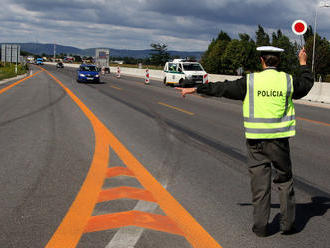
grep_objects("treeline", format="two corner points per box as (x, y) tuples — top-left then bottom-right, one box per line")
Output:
(110, 43), (185, 66)
(201, 25), (330, 80)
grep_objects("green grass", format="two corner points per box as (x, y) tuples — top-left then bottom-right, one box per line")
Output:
(0, 63), (28, 81)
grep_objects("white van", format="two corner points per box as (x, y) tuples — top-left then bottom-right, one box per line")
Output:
(163, 59), (207, 87)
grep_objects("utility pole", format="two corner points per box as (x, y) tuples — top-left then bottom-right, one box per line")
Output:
(312, 1), (330, 73)
(54, 43), (56, 62)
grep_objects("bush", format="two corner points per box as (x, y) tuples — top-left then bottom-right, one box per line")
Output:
(0, 63), (28, 80)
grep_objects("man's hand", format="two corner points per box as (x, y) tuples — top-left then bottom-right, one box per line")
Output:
(175, 87), (197, 97)
(299, 47), (307, 66)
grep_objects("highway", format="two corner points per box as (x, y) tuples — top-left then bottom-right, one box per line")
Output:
(0, 64), (329, 248)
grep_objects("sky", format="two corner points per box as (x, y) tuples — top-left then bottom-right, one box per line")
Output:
(0, 0), (329, 51)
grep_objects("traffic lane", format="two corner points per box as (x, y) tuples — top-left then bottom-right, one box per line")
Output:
(50, 65), (330, 194)
(49, 66), (330, 247)
(94, 73), (330, 193)
(44, 65), (253, 247)
(48, 64), (330, 125)
(81, 73), (330, 247)
(55, 63), (330, 123)
(0, 69), (94, 247)
(41, 66), (195, 248)
(48, 65), (329, 195)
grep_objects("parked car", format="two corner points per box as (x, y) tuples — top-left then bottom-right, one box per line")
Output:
(56, 62), (64, 68)
(163, 59), (206, 87)
(36, 58), (44, 65)
(76, 64), (100, 83)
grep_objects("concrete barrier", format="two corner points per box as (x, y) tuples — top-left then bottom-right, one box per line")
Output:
(319, 83), (330, 104)
(110, 66), (163, 80)
(302, 82), (322, 102)
(301, 82), (330, 104)
(109, 66), (242, 82)
(208, 74), (242, 82)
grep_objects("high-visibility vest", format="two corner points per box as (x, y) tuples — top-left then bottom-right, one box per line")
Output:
(243, 69), (296, 139)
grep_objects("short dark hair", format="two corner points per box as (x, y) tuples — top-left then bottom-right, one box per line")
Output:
(261, 53), (280, 67)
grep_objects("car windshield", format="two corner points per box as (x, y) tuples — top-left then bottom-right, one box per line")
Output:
(182, 63), (203, 71)
(80, 66), (97, 71)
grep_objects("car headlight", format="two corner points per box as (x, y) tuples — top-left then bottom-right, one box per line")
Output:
(79, 74), (85, 77)
(95, 74), (99, 77)
(186, 75), (192, 79)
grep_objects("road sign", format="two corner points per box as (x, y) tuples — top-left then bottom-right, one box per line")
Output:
(292, 20), (308, 35)
(1, 44), (21, 63)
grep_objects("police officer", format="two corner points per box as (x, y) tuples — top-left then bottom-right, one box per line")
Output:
(176, 46), (314, 237)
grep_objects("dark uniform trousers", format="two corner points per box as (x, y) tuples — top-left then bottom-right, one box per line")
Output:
(246, 138), (295, 233)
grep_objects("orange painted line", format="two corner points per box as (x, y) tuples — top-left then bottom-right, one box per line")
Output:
(106, 166), (134, 178)
(42, 68), (110, 248)
(97, 186), (156, 203)
(42, 67), (222, 248)
(110, 85), (122, 90)
(84, 211), (184, 236)
(297, 116), (330, 127)
(105, 132), (222, 247)
(0, 71), (42, 95)
(158, 101), (195, 115)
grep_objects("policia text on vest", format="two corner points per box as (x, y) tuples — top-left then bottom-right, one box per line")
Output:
(257, 90), (284, 97)
(175, 46), (314, 237)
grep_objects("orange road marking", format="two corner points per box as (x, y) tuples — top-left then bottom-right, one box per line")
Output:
(106, 166), (134, 178)
(297, 116), (330, 127)
(158, 101), (195, 116)
(42, 68), (111, 248)
(0, 71), (42, 95)
(84, 211), (184, 236)
(41, 67), (222, 248)
(97, 186), (156, 203)
(110, 85), (122, 90)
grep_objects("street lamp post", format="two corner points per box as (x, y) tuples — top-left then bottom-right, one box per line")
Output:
(312, 1), (330, 73)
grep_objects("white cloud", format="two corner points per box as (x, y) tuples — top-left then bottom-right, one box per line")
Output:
(0, 0), (328, 51)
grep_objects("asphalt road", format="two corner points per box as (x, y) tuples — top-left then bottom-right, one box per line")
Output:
(0, 64), (329, 248)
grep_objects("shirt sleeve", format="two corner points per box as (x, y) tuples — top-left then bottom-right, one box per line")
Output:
(196, 76), (247, 100)
(292, 65), (314, 99)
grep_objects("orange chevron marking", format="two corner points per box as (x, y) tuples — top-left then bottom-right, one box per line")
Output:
(84, 211), (184, 236)
(97, 186), (156, 203)
(42, 67), (222, 248)
(106, 166), (134, 178)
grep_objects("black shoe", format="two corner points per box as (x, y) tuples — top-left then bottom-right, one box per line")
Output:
(252, 225), (268, 237)
(281, 227), (297, 235)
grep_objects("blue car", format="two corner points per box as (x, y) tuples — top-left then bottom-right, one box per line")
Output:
(77, 64), (100, 83)
(36, 58), (44, 65)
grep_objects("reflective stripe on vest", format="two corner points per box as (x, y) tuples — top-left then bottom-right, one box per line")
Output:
(243, 70), (296, 139)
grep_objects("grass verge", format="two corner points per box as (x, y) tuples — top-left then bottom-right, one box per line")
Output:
(0, 63), (28, 81)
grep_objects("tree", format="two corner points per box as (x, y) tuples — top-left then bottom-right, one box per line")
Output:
(305, 34), (330, 80)
(256, 25), (270, 46)
(303, 25), (314, 43)
(73, 55), (82, 62)
(221, 39), (242, 74)
(237, 33), (259, 72)
(149, 43), (170, 66)
(201, 30), (231, 73)
(20, 50), (34, 56)
(271, 33), (299, 75)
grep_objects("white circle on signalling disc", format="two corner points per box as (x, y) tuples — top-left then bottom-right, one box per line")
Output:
(292, 20), (308, 35)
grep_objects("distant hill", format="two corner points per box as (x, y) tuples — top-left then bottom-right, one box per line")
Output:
(1, 43), (204, 59)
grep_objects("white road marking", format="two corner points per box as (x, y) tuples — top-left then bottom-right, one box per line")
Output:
(105, 200), (160, 248)
(106, 133), (175, 247)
